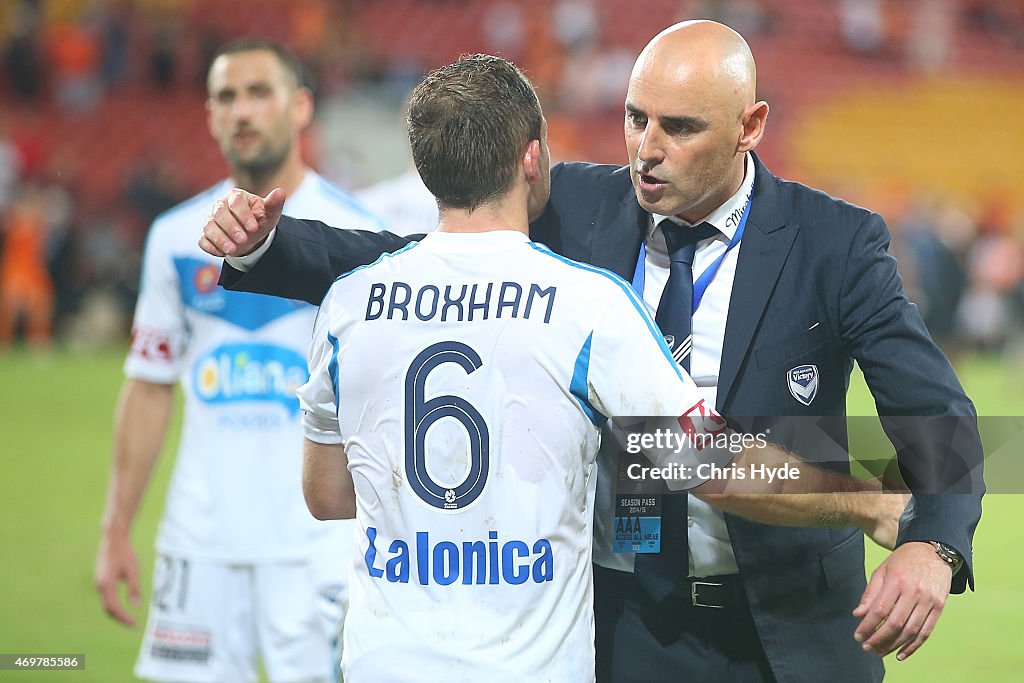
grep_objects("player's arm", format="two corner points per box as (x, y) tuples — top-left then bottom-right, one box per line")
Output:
(302, 439), (355, 520)
(200, 187), (415, 305)
(297, 282), (355, 520)
(94, 378), (175, 627)
(691, 447), (909, 550)
(625, 414), (907, 549)
(585, 276), (906, 550)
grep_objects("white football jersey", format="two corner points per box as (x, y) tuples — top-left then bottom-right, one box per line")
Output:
(126, 171), (385, 561)
(299, 230), (710, 682)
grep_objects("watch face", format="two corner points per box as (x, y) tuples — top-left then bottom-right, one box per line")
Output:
(932, 542), (963, 571)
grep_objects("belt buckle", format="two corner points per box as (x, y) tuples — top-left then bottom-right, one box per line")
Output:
(690, 580), (726, 609)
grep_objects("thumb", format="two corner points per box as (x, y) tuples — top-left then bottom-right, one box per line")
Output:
(262, 187), (286, 226)
(853, 563), (885, 616)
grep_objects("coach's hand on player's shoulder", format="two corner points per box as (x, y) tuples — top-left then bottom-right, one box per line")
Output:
(853, 541), (953, 662)
(94, 529), (142, 627)
(199, 187), (286, 258)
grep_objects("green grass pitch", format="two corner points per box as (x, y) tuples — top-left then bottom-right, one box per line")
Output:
(0, 348), (1020, 681)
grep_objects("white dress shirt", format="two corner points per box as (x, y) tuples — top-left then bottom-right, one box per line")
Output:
(643, 152), (755, 577)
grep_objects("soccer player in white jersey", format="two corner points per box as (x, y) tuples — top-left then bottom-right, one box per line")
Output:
(93, 40), (384, 683)
(294, 55), (890, 682)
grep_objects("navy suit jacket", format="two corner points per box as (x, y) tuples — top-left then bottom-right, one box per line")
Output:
(221, 154), (983, 682)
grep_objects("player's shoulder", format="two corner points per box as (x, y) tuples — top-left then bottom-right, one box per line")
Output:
(151, 181), (230, 232)
(326, 240), (423, 293)
(301, 173), (387, 230)
(147, 180), (232, 249)
(524, 241), (637, 299)
(315, 240), (422, 330)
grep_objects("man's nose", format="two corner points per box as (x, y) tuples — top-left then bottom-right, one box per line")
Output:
(231, 95), (255, 120)
(636, 124), (664, 168)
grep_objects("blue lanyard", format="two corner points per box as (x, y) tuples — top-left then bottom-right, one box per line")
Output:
(630, 191), (752, 313)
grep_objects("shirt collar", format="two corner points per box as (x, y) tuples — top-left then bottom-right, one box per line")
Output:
(651, 152), (755, 242)
(421, 229), (531, 250)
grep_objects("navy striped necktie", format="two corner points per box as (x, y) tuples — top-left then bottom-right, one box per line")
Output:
(634, 220), (719, 601)
(655, 220), (719, 372)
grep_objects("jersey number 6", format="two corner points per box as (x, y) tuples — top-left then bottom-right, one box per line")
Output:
(404, 341), (490, 510)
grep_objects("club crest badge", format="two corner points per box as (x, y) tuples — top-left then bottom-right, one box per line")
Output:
(787, 364), (818, 406)
(664, 335), (675, 349)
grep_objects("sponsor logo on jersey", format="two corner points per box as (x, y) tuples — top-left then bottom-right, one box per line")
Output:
(677, 397), (729, 447)
(130, 326), (173, 362)
(193, 264), (219, 294)
(193, 343), (308, 415)
(173, 257), (310, 330)
(364, 526), (553, 586)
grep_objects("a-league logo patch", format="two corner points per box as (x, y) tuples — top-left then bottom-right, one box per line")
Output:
(787, 364), (819, 406)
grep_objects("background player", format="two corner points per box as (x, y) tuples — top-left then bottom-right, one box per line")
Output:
(295, 54), (903, 682)
(356, 165), (438, 237)
(93, 39), (383, 683)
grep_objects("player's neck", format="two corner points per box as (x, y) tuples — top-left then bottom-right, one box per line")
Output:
(436, 194), (530, 236)
(233, 157), (309, 199)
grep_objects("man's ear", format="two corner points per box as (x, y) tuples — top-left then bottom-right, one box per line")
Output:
(523, 139), (542, 183)
(205, 98), (216, 139)
(738, 100), (769, 153)
(293, 87), (314, 130)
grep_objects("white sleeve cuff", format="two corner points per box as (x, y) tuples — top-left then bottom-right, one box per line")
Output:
(224, 228), (276, 272)
(303, 410), (344, 445)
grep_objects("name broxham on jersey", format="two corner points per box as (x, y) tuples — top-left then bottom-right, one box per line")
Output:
(127, 172), (383, 561)
(299, 231), (711, 682)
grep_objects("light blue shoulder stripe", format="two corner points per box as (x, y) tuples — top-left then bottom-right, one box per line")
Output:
(527, 242), (683, 381)
(570, 332), (607, 428)
(327, 332), (341, 416)
(318, 177), (388, 230)
(332, 241), (421, 284)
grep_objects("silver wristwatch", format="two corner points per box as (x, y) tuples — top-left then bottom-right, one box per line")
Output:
(930, 541), (964, 574)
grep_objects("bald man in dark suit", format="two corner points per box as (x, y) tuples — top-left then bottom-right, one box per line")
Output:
(200, 22), (983, 683)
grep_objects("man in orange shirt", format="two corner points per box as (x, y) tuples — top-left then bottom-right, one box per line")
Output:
(0, 186), (54, 350)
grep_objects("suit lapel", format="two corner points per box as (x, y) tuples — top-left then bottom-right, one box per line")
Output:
(717, 157), (798, 412)
(588, 175), (648, 278)
(577, 160), (797, 412)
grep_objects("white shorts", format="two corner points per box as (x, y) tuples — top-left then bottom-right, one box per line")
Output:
(135, 552), (348, 683)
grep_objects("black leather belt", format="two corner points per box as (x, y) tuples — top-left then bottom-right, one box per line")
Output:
(677, 575), (745, 609)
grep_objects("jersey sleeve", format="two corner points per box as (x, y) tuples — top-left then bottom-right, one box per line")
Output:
(123, 223), (187, 383)
(298, 284), (345, 445)
(584, 276), (705, 419)
(583, 275), (734, 489)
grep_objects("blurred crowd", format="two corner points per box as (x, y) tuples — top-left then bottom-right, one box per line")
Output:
(2, 0), (1023, 356)
(889, 193), (1024, 355)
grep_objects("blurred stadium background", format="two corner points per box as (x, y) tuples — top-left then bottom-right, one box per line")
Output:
(0, 0), (1022, 681)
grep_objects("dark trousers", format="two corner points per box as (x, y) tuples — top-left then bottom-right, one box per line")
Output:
(595, 564), (777, 683)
